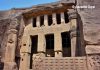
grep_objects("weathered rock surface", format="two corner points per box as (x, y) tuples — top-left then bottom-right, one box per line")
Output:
(0, 19), (10, 61)
(77, 0), (100, 45)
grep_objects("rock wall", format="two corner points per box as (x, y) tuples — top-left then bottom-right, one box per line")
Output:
(77, 0), (100, 70)
(77, 0), (100, 45)
(0, 14), (25, 70)
(0, 19), (10, 61)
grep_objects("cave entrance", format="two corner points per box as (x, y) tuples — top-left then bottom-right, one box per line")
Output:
(61, 32), (71, 57)
(45, 34), (54, 57)
(30, 35), (38, 69)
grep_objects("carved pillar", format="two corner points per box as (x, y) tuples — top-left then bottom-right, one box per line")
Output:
(4, 29), (18, 70)
(54, 32), (62, 57)
(61, 12), (65, 24)
(68, 9), (77, 57)
(52, 13), (57, 25)
(44, 15), (48, 26)
(36, 16), (40, 27)
(20, 53), (30, 70)
(70, 19), (77, 57)
(5, 29), (17, 62)
(37, 33), (45, 57)
(20, 30), (31, 70)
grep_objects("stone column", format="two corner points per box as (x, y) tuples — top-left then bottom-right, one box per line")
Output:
(44, 15), (48, 26)
(52, 13), (57, 25)
(54, 32), (62, 57)
(19, 30), (31, 70)
(4, 29), (18, 70)
(70, 19), (77, 57)
(20, 53), (30, 70)
(36, 16), (40, 27)
(37, 33), (45, 57)
(61, 12), (65, 24)
(5, 29), (17, 62)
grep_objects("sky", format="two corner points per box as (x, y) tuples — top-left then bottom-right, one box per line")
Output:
(0, 0), (58, 11)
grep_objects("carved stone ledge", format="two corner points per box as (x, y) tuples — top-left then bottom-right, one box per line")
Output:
(86, 45), (100, 54)
(7, 29), (18, 35)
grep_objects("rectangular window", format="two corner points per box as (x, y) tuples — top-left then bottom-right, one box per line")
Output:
(40, 15), (44, 26)
(64, 12), (69, 23)
(45, 34), (54, 57)
(61, 32), (71, 57)
(32, 17), (36, 27)
(56, 13), (61, 24)
(48, 15), (52, 26)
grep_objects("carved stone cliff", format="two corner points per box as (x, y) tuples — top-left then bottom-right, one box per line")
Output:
(0, 0), (100, 70)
